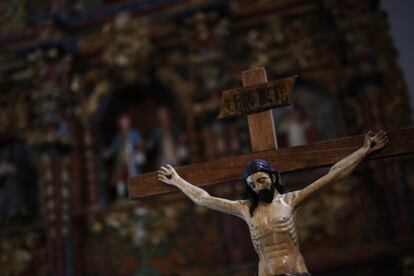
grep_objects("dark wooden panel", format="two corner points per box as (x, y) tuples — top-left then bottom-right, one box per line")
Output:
(129, 127), (414, 199)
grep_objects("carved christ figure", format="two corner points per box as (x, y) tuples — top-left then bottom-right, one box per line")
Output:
(157, 131), (388, 276)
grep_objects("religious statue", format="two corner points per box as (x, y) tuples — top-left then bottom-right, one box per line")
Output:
(157, 130), (388, 276)
(104, 114), (145, 200)
(148, 106), (189, 168)
(279, 106), (313, 147)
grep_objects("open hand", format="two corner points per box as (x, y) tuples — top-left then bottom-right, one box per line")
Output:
(157, 164), (179, 186)
(363, 130), (388, 153)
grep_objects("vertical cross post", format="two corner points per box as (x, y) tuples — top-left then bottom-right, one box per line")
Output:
(242, 67), (278, 152)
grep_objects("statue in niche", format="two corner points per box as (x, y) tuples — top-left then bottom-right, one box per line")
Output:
(279, 106), (313, 147)
(104, 114), (145, 200)
(148, 106), (189, 169)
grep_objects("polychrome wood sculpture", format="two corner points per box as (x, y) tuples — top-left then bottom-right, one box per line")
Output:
(157, 130), (387, 276)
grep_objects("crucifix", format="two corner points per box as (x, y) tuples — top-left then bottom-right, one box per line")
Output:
(128, 67), (414, 276)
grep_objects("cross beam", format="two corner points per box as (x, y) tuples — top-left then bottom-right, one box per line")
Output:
(129, 127), (414, 199)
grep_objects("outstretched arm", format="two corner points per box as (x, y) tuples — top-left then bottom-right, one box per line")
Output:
(291, 130), (388, 210)
(158, 165), (248, 219)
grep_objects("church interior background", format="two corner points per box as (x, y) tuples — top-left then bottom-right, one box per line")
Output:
(1, 0), (414, 275)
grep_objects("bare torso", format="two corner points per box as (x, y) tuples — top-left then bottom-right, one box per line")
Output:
(244, 194), (308, 276)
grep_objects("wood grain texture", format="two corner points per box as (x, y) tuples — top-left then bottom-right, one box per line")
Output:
(242, 67), (279, 152)
(218, 76), (295, 119)
(247, 110), (277, 152)
(128, 127), (414, 199)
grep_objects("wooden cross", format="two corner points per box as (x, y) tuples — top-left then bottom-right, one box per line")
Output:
(128, 67), (414, 200)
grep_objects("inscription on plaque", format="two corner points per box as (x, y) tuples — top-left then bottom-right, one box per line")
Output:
(218, 75), (297, 119)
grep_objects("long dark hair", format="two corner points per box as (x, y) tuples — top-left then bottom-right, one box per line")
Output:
(243, 160), (284, 217)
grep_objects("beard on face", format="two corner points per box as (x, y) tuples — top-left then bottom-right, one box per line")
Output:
(258, 184), (275, 203)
